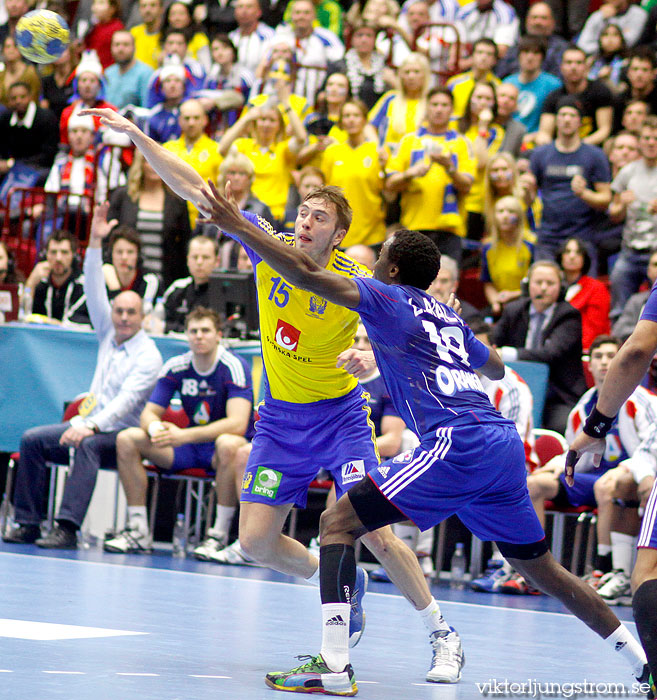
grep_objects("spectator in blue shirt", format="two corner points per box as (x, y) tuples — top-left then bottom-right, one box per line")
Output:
(503, 35), (561, 139)
(530, 97), (611, 271)
(104, 30), (154, 109)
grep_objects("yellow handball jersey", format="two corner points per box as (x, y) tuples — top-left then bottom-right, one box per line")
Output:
(387, 127), (475, 235)
(446, 70), (501, 119)
(369, 92), (423, 152)
(321, 140), (387, 247)
(130, 25), (160, 70)
(163, 134), (223, 228)
(461, 122), (505, 214)
(234, 138), (296, 221)
(241, 213), (371, 403)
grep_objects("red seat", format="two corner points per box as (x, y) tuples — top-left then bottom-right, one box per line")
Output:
(1, 396), (87, 536)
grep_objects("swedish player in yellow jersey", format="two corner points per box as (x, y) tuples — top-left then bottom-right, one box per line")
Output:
(83, 106), (465, 685)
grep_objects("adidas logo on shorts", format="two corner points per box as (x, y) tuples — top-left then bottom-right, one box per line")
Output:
(326, 615), (346, 626)
(378, 466), (390, 478)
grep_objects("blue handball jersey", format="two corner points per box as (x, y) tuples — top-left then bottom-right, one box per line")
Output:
(640, 281), (657, 323)
(353, 277), (512, 438)
(149, 348), (252, 426)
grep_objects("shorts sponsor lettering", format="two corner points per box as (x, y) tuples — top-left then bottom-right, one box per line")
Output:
(341, 460), (365, 484)
(251, 466), (282, 499)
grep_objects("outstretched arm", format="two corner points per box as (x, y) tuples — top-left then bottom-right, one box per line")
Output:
(567, 318), (657, 485)
(79, 108), (210, 215)
(200, 181), (361, 308)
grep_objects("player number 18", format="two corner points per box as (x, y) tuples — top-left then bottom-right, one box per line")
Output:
(422, 320), (470, 367)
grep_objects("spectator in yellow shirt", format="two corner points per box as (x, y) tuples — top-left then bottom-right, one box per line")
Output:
(483, 151), (541, 240)
(218, 82), (307, 222)
(321, 99), (388, 247)
(457, 80), (505, 241)
(446, 38), (500, 118)
(385, 87), (475, 263)
(481, 195), (534, 318)
(368, 52), (431, 153)
(130, 0), (163, 70)
(162, 99), (223, 227)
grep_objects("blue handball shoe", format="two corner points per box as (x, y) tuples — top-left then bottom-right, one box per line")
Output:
(349, 566), (368, 648)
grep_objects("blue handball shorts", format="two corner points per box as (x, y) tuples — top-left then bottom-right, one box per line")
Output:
(240, 386), (379, 508)
(558, 469), (611, 508)
(171, 442), (216, 473)
(368, 422), (545, 544)
(638, 478), (657, 550)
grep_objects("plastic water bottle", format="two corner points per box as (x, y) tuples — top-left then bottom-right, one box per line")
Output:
(450, 542), (466, 589)
(172, 513), (186, 558)
(19, 284), (32, 321)
(150, 297), (166, 335)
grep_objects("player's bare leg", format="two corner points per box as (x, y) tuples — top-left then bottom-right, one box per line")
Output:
(509, 551), (648, 681)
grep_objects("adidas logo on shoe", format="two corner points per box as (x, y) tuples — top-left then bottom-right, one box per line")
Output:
(326, 615), (347, 626)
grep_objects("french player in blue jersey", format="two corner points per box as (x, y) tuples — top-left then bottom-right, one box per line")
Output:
(570, 284), (657, 699)
(200, 181), (650, 697)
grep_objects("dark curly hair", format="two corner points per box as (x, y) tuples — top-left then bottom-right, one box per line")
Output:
(386, 229), (440, 290)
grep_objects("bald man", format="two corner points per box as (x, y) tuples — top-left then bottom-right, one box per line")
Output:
(344, 244), (377, 271)
(163, 99), (223, 228)
(3, 203), (163, 550)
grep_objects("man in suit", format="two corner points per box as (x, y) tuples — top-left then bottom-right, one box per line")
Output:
(492, 260), (587, 433)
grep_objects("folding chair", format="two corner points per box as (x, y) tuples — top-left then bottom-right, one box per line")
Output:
(144, 404), (216, 550)
(534, 428), (596, 573)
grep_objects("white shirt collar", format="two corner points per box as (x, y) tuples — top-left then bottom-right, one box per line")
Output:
(9, 101), (37, 128)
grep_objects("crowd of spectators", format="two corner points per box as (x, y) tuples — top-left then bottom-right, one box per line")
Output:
(4, 0), (657, 583)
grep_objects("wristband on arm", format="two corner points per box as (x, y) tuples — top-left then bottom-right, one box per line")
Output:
(582, 406), (615, 439)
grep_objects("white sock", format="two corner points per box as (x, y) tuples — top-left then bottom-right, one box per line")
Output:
(605, 624), (647, 677)
(320, 603), (350, 671)
(212, 505), (236, 537)
(597, 544), (611, 556)
(490, 544), (504, 562)
(418, 597), (450, 634)
(306, 564), (320, 586)
(610, 532), (636, 574)
(393, 523), (418, 550)
(416, 527), (434, 556)
(127, 506), (148, 533)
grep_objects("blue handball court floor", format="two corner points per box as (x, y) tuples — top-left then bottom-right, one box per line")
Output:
(0, 543), (643, 700)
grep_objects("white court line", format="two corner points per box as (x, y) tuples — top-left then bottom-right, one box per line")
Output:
(0, 670), (13, 673)
(116, 672), (160, 677)
(43, 671), (85, 675)
(0, 551), (636, 624)
(189, 675), (232, 679)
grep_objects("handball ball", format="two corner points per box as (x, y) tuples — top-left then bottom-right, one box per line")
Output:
(16, 10), (70, 64)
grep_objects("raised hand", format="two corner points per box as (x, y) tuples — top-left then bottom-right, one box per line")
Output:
(79, 108), (135, 136)
(198, 179), (244, 234)
(90, 201), (119, 244)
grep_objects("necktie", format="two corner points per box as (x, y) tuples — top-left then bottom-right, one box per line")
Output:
(529, 312), (545, 350)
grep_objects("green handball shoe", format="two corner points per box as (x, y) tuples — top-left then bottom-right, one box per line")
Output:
(265, 653), (357, 696)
